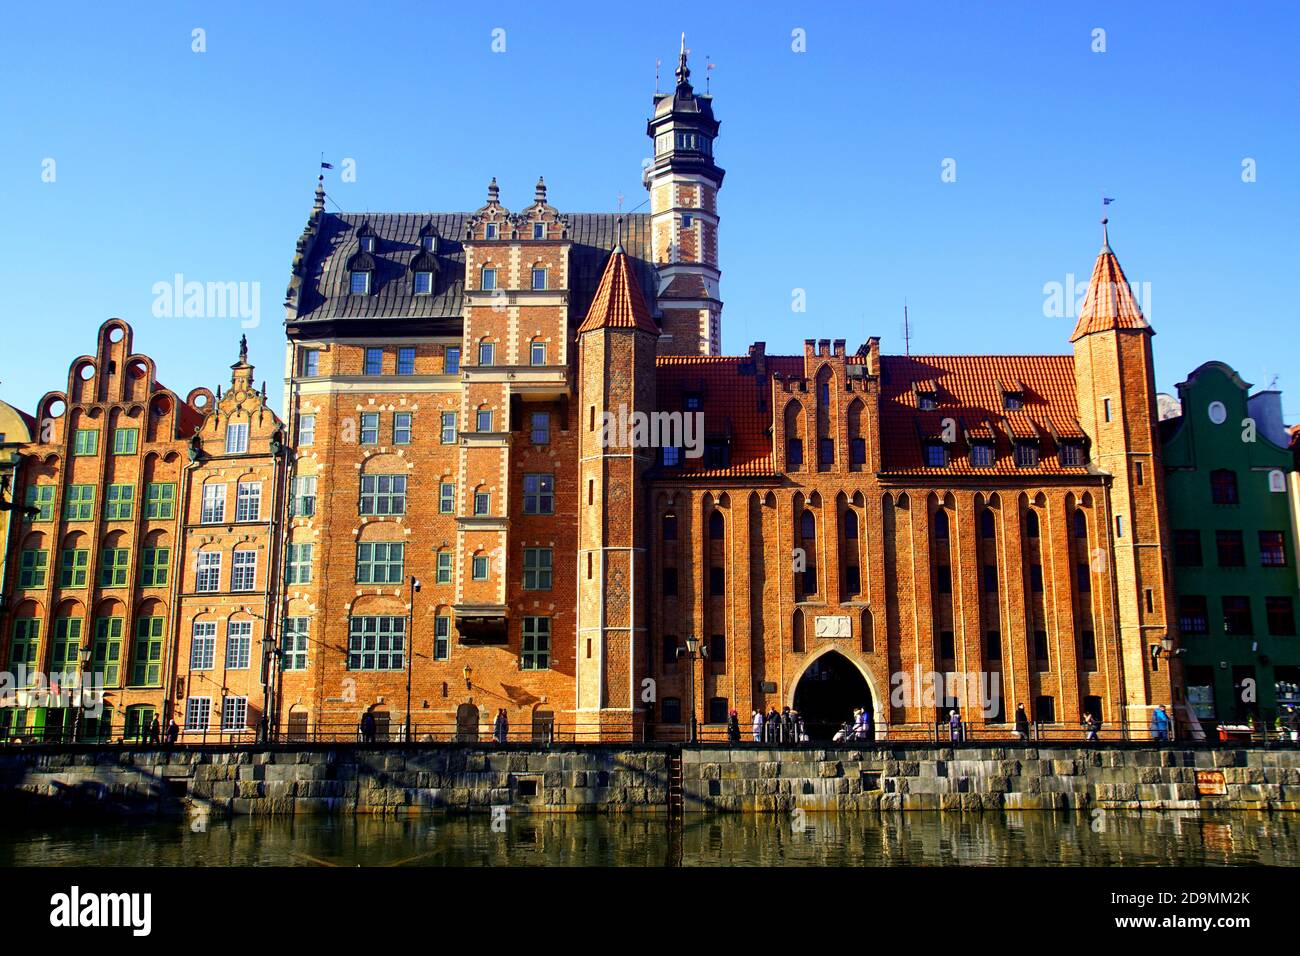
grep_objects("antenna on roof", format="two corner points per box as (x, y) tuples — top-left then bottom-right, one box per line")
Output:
(705, 55), (715, 94)
(655, 57), (661, 94)
(903, 301), (911, 357)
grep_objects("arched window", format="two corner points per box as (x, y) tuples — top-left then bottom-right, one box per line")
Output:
(1073, 510), (1087, 538)
(1025, 510), (1040, 537)
(800, 510), (816, 541)
(934, 510), (949, 539)
(843, 509), (859, 540)
(708, 510), (724, 540)
(979, 508), (995, 538)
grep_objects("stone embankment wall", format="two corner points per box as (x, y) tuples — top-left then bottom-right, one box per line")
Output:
(0, 744), (1296, 817)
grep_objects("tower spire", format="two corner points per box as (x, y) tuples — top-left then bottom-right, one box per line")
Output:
(676, 32), (690, 87)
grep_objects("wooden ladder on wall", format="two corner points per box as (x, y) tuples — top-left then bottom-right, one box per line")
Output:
(667, 749), (684, 816)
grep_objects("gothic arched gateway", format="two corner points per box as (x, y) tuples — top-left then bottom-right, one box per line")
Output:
(792, 651), (874, 742)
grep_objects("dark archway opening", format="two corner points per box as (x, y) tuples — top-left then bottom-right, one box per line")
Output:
(793, 652), (873, 741)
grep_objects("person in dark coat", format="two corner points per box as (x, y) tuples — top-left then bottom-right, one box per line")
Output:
(148, 715), (161, 746)
(726, 710), (740, 743)
(492, 708), (508, 744)
(780, 706), (794, 744)
(765, 707), (780, 743)
(360, 710), (376, 744)
(166, 719), (179, 745)
(1014, 703), (1031, 741)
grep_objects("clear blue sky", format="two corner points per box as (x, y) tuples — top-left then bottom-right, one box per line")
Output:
(2, 1), (1297, 418)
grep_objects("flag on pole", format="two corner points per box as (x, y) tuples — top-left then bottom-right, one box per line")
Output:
(1102, 196), (1114, 205)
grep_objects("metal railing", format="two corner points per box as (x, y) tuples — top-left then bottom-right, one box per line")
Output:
(1, 716), (1296, 748)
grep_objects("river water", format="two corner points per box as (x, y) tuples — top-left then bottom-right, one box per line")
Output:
(2, 810), (1297, 866)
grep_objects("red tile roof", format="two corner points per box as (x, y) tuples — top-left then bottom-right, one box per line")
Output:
(1069, 236), (1149, 342)
(577, 247), (659, 336)
(880, 354), (1086, 475)
(651, 350), (1090, 480)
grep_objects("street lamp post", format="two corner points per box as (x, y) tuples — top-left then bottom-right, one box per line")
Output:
(404, 576), (421, 743)
(73, 645), (92, 742)
(676, 636), (708, 743)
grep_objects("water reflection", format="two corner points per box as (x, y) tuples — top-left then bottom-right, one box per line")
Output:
(1, 811), (1296, 867)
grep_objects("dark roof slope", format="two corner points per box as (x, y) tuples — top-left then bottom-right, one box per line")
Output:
(290, 212), (654, 326)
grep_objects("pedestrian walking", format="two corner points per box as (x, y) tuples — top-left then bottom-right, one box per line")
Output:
(751, 709), (764, 743)
(1083, 712), (1099, 742)
(765, 707), (780, 743)
(727, 709), (740, 744)
(360, 710), (376, 744)
(780, 706), (794, 744)
(948, 708), (963, 743)
(493, 708), (509, 744)
(1151, 704), (1171, 742)
(166, 719), (179, 746)
(148, 715), (161, 746)
(1014, 703), (1031, 741)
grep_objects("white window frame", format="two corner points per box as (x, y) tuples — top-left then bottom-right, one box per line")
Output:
(222, 696), (248, 732)
(236, 481), (262, 522)
(185, 696), (211, 732)
(191, 622), (216, 670)
(201, 484), (226, 524)
(225, 422), (249, 455)
(225, 621), (252, 669)
(195, 552), (222, 593)
(297, 413), (315, 446)
(231, 550), (257, 591)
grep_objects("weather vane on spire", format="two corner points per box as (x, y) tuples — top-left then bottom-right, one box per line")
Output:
(1100, 193), (1115, 248)
(676, 32), (691, 86)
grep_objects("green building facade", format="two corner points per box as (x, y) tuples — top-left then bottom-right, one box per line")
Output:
(1161, 362), (1299, 731)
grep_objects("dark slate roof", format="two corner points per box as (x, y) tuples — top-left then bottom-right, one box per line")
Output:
(290, 212), (655, 326)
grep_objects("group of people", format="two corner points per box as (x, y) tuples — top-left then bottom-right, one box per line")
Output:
(132, 716), (180, 746)
(833, 707), (876, 742)
(740, 707), (809, 744)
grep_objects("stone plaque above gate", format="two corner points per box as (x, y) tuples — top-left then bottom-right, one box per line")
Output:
(814, 615), (852, 638)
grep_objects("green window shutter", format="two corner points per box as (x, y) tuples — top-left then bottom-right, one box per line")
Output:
(113, 428), (139, 455)
(60, 549), (89, 588)
(106, 484), (134, 520)
(18, 549), (47, 588)
(131, 617), (164, 686)
(92, 617), (123, 687)
(26, 486), (55, 522)
(146, 483), (176, 519)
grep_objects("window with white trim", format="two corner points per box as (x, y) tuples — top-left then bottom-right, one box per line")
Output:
(225, 621), (252, 669)
(282, 618), (309, 671)
(201, 484), (226, 524)
(185, 696), (211, 732)
(222, 696), (248, 732)
(191, 622), (216, 669)
(231, 550), (257, 591)
(225, 422), (249, 454)
(235, 481), (261, 522)
(195, 552), (222, 592)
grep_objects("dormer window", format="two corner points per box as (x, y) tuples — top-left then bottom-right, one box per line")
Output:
(1060, 441), (1086, 467)
(485, 223), (498, 240)
(421, 234), (436, 251)
(970, 442), (995, 468)
(923, 442), (948, 468)
(1003, 390), (1024, 411)
(414, 271), (434, 295)
(533, 222), (545, 240)
(481, 267), (497, 291)
(349, 270), (371, 295)
(918, 391), (938, 411)
(359, 236), (376, 253)
(1014, 441), (1039, 468)
(675, 131), (700, 151)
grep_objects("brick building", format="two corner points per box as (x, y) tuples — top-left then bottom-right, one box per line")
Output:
(0, 45), (1181, 742)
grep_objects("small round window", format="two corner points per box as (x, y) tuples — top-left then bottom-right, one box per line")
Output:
(1207, 401), (1227, 425)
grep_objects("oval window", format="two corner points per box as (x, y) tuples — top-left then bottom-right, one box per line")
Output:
(1207, 401), (1227, 425)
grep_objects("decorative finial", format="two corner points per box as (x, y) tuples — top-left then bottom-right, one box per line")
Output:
(676, 33), (690, 87)
(238, 334), (248, 364)
(1101, 216), (1110, 251)
(487, 177), (499, 203)
(535, 176), (546, 204)
(313, 174), (325, 214)
(614, 216), (624, 254)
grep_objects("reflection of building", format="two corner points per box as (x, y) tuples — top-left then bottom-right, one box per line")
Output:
(1, 46), (1183, 742)
(1161, 363), (1298, 729)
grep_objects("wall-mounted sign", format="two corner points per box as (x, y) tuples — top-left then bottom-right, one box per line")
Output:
(814, 615), (852, 639)
(1196, 770), (1227, 796)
